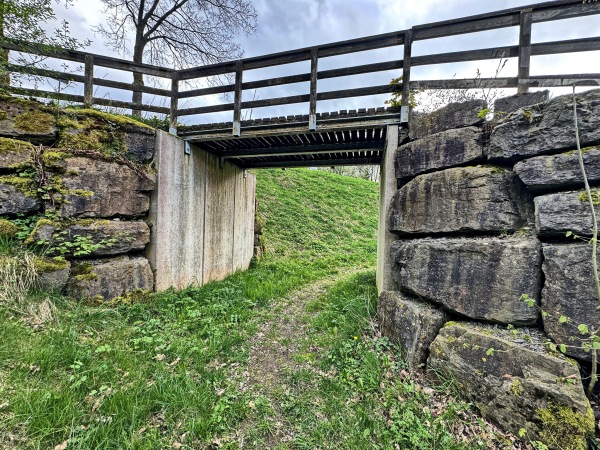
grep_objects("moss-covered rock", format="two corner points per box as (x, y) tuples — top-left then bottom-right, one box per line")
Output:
(58, 157), (154, 218)
(0, 218), (19, 237)
(0, 137), (34, 170)
(0, 96), (57, 144)
(56, 109), (155, 162)
(428, 323), (594, 448)
(28, 218), (150, 257)
(66, 256), (154, 301)
(33, 256), (70, 292)
(0, 176), (40, 215)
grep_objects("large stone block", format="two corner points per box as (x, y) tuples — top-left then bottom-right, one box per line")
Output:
(488, 89), (600, 162)
(58, 157), (155, 218)
(513, 147), (600, 192)
(0, 96), (57, 145)
(34, 258), (71, 293)
(378, 290), (448, 369)
(391, 238), (541, 325)
(542, 244), (600, 361)
(123, 126), (156, 162)
(389, 167), (531, 235)
(428, 323), (594, 449)
(0, 178), (40, 215)
(535, 190), (598, 237)
(30, 219), (150, 257)
(66, 256), (154, 301)
(409, 99), (485, 140)
(395, 127), (484, 184)
(0, 138), (34, 170)
(493, 90), (549, 115)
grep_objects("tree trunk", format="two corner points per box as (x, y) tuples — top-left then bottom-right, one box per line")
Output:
(132, 35), (144, 116)
(0, 0), (10, 86)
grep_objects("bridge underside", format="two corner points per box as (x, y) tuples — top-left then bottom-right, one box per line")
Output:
(179, 108), (400, 168)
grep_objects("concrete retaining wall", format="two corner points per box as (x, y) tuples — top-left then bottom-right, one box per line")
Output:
(148, 131), (255, 291)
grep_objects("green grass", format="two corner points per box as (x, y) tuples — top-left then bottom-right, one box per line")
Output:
(0, 169), (502, 449)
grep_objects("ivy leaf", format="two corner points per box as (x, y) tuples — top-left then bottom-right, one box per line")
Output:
(559, 344), (567, 353)
(566, 231), (573, 237)
(577, 324), (589, 335)
(486, 348), (495, 356)
(558, 315), (568, 324)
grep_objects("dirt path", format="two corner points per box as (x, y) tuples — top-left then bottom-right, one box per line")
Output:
(229, 271), (361, 448)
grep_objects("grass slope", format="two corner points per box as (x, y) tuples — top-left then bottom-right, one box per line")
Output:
(0, 169), (516, 449)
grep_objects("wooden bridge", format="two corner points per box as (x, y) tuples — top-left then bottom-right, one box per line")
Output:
(2, 0), (600, 168)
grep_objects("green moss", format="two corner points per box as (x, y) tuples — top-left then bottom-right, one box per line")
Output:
(578, 190), (600, 206)
(537, 404), (594, 450)
(14, 110), (55, 133)
(71, 261), (98, 282)
(63, 108), (152, 129)
(105, 288), (153, 306)
(509, 379), (523, 397)
(0, 111), (7, 120)
(0, 218), (19, 237)
(522, 109), (533, 122)
(0, 137), (34, 154)
(68, 189), (94, 198)
(0, 175), (37, 197)
(33, 256), (69, 273)
(41, 150), (71, 166)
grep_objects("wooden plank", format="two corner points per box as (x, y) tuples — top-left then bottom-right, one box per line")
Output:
(401, 30), (413, 122)
(236, 156), (382, 168)
(177, 32), (405, 80)
(84, 55), (94, 108)
(215, 140), (385, 158)
(532, 37), (600, 56)
(412, 45), (518, 67)
(518, 9), (533, 94)
(169, 73), (179, 133)
(0, 40), (175, 78)
(233, 60), (243, 136)
(532, 1), (600, 23)
(409, 77), (518, 90)
(309, 48), (318, 130)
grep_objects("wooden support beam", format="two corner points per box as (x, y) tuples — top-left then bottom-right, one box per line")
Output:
(236, 156), (382, 169)
(169, 73), (179, 135)
(216, 140), (385, 158)
(233, 60), (243, 137)
(401, 30), (412, 123)
(518, 8), (533, 94)
(84, 55), (94, 108)
(309, 48), (318, 131)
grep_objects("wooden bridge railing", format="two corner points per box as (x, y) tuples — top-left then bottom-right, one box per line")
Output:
(1, 0), (600, 136)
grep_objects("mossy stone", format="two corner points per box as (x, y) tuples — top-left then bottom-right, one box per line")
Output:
(14, 110), (55, 133)
(537, 404), (594, 450)
(0, 218), (18, 237)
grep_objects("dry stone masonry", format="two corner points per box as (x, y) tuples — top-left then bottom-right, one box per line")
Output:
(380, 89), (600, 449)
(0, 95), (156, 301)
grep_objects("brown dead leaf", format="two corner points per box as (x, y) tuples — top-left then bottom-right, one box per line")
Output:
(54, 440), (69, 450)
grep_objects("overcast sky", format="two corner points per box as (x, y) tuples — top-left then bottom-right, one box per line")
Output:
(46, 0), (600, 124)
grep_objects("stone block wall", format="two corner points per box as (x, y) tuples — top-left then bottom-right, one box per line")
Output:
(379, 89), (600, 448)
(0, 95), (256, 301)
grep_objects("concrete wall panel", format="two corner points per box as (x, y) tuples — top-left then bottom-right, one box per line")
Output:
(148, 131), (255, 290)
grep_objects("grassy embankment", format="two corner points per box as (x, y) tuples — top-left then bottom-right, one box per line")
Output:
(0, 168), (508, 449)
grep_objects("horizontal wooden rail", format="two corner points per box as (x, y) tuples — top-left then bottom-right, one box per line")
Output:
(0, 0), (598, 133)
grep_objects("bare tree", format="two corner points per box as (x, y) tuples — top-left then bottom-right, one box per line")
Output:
(95, 0), (258, 115)
(0, 0), (87, 86)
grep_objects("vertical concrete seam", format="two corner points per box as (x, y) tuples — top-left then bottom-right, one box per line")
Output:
(231, 165), (237, 273)
(201, 150), (207, 286)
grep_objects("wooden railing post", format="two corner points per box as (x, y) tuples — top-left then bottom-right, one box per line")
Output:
(233, 60), (243, 137)
(309, 47), (318, 131)
(401, 29), (412, 123)
(517, 8), (532, 94)
(169, 72), (179, 135)
(84, 55), (94, 108)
